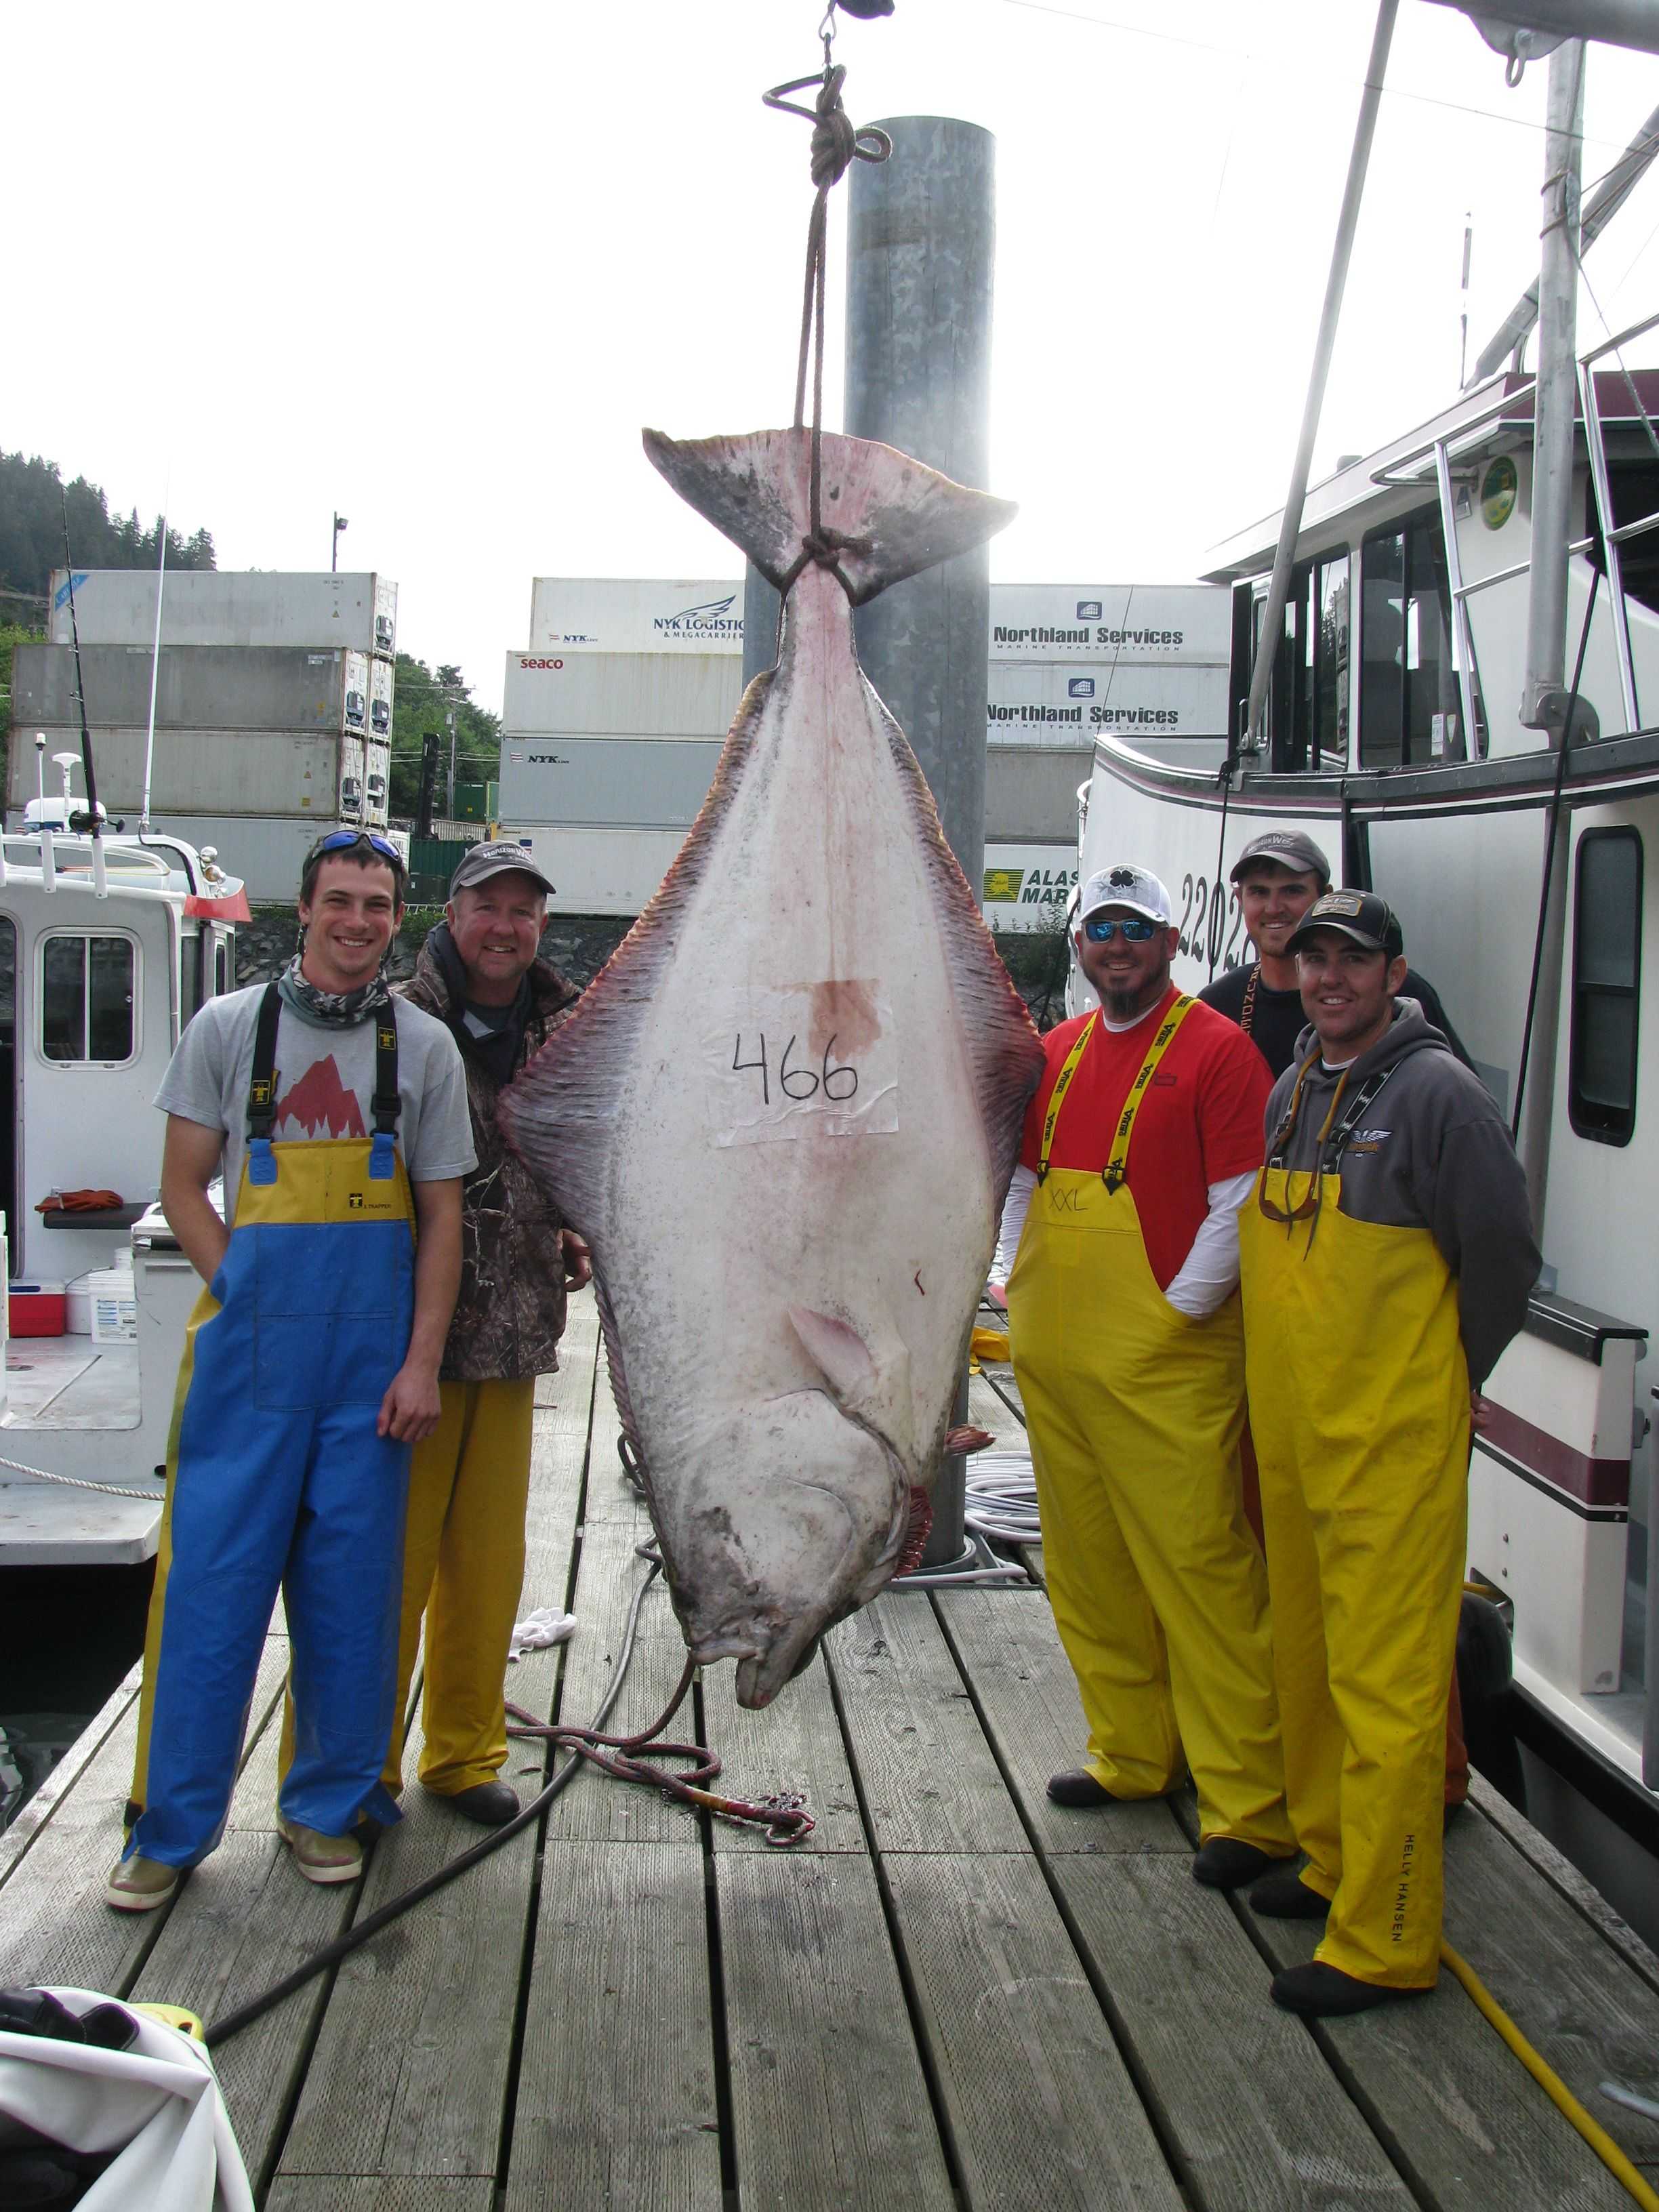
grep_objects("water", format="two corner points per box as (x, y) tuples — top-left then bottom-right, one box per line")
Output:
(0, 1562), (152, 1835)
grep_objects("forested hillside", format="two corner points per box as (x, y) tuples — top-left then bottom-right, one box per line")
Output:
(0, 450), (215, 623)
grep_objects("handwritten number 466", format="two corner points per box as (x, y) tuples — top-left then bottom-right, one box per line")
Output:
(731, 1033), (859, 1105)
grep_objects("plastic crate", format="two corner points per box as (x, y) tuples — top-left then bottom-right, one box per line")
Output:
(88, 1269), (138, 1343)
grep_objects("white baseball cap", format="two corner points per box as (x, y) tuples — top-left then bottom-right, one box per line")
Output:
(1078, 863), (1172, 926)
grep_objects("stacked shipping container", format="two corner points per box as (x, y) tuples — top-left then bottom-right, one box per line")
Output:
(12, 571), (398, 899)
(496, 577), (1228, 926)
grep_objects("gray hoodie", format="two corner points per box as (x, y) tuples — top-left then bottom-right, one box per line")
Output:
(1261, 998), (1540, 1388)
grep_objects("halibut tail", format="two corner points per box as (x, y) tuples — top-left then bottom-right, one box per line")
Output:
(642, 426), (1016, 607)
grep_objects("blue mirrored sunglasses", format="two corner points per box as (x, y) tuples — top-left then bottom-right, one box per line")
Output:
(1083, 915), (1158, 943)
(312, 829), (403, 868)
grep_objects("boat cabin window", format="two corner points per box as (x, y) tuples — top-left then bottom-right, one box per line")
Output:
(1359, 512), (1460, 767)
(40, 933), (136, 1065)
(1589, 460), (1659, 622)
(180, 930), (205, 1029)
(1290, 554), (1350, 772)
(1569, 827), (1641, 1147)
(213, 936), (230, 997)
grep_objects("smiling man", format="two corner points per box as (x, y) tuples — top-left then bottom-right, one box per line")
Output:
(112, 830), (474, 1909)
(381, 840), (591, 1826)
(1200, 830), (1469, 1078)
(1237, 889), (1538, 2018)
(994, 863), (1295, 1892)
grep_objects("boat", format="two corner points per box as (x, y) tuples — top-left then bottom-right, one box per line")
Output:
(1073, 36), (1659, 1829)
(0, 749), (248, 1569)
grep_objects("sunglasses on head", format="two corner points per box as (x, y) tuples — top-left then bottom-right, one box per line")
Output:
(311, 830), (404, 868)
(1083, 915), (1158, 943)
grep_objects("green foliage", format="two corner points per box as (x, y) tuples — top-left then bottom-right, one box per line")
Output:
(991, 897), (1074, 1031)
(0, 452), (214, 622)
(388, 654), (501, 819)
(0, 616), (45, 732)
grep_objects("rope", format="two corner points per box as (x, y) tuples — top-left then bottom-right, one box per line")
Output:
(1439, 1940), (1659, 2212)
(0, 1452), (163, 1504)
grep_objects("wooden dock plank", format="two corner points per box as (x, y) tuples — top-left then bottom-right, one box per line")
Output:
(884, 1850), (1186, 2210)
(702, 1646), (868, 1857)
(542, 1518), (697, 1848)
(966, 1369), (1025, 1450)
(717, 1851), (957, 2211)
(504, 1841), (720, 2212)
(935, 1589), (1191, 1858)
(1054, 1854), (1415, 2209)
(1441, 1813), (1659, 2169)
(1245, 1853), (1636, 2211)
(274, 1730), (539, 2183)
(266, 2182), (494, 2211)
(0, 1627), (291, 1996)
(827, 1593), (1029, 1856)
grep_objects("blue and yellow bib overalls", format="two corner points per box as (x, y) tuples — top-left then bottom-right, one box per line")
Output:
(127, 986), (417, 1867)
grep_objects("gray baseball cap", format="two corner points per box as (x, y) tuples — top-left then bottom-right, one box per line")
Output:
(449, 840), (555, 898)
(1228, 828), (1331, 886)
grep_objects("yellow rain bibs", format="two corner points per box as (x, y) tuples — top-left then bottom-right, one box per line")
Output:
(1240, 1145), (1469, 1989)
(1007, 1004), (1292, 1852)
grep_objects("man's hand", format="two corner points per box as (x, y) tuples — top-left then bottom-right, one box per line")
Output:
(562, 1229), (593, 1292)
(379, 1359), (443, 1443)
(1471, 1389), (1491, 1433)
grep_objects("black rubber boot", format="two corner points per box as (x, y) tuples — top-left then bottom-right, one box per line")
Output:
(432, 1780), (520, 1826)
(1191, 1839), (1286, 1890)
(1271, 1963), (1431, 2018)
(1046, 1769), (1119, 1809)
(1248, 1868), (1332, 1920)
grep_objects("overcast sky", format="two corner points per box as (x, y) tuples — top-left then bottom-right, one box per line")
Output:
(11, 1), (1659, 712)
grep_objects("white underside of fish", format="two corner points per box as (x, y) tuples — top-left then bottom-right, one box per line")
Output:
(501, 428), (1042, 1706)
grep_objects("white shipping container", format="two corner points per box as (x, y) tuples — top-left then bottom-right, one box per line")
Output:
(503, 650), (742, 738)
(498, 735), (720, 828)
(497, 824), (683, 917)
(989, 583), (1229, 661)
(344, 649), (371, 734)
(15, 643), (368, 735)
(369, 656), (394, 739)
(48, 570), (398, 657)
(986, 660), (1228, 743)
(528, 578), (744, 655)
(365, 739), (390, 825)
(8, 726), (354, 820)
(133, 813), (342, 903)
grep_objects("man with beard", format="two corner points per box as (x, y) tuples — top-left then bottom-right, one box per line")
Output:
(994, 863), (1295, 1890)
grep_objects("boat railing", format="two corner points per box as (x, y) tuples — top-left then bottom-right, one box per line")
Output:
(0, 832), (179, 890)
(1578, 306), (1659, 736)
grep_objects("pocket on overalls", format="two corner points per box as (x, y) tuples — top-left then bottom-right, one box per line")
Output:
(250, 1223), (415, 1410)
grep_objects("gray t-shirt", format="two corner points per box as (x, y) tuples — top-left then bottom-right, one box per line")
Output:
(157, 985), (476, 1225)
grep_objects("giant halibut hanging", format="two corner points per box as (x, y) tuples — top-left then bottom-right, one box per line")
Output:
(501, 426), (1044, 1706)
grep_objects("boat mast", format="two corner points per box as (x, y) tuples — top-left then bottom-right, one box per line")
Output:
(1242, 2), (1397, 754)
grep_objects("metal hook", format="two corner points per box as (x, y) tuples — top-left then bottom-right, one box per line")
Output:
(818, 1), (837, 49)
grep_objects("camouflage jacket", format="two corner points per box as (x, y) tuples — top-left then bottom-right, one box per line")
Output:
(400, 930), (581, 1382)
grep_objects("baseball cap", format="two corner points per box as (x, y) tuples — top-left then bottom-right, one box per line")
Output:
(1229, 828), (1331, 885)
(1287, 888), (1404, 959)
(1078, 863), (1172, 926)
(449, 840), (556, 899)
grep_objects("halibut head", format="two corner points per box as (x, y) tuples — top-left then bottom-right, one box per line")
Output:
(501, 426), (1044, 1707)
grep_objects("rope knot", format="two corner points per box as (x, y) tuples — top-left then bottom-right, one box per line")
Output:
(810, 100), (859, 192)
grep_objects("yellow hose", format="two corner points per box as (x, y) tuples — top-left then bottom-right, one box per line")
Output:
(1439, 1938), (1659, 2211)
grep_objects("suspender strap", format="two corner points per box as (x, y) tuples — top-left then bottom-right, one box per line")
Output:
(1036, 1014), (1098, 1185)
(1239, 965), (1259, 1037)
(246, 983), (282, 1140)
(1101, 994), (1195, 1194)
(369, 1008), (401, 1181)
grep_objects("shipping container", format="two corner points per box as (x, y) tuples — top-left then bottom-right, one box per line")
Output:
(125, 813), (333, 903)
(47, 570), (398, 657)
(495, 824), (682, 917)
(503, 649), (742, 739)
(365, 739), (390, 826)
(497, 735), (720, 829)
(989, 583), (1229, 661)
(985, 659), (1228, 745)
(985, 746), (1096, 846)
(369, 655), (394, 737)
(528, 578), (744, 656)
(7, 726), (363, 822)
(14, 644), (373, 737)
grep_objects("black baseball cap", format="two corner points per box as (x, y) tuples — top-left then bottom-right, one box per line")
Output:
(1287, 889), (1404, 959)
(1229, 828), (1331, 885)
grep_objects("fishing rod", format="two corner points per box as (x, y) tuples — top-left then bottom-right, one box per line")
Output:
(58, 495), (108, 899)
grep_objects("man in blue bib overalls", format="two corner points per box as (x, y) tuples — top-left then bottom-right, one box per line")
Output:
(109, 831), (476, 1909)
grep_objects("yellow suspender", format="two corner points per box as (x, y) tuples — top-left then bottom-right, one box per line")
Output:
(1037, 996), (1197, 1193)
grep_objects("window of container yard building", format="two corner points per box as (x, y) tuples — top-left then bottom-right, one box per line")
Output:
(40, 935), (136, 1065)
(1359, 514), (1458, 768)
(1570, 827), (1641, 1147)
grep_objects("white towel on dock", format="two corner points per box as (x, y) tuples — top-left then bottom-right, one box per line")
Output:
(508, 1606), (577, 1660)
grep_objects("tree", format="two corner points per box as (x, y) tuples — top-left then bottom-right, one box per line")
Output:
(0, 451), (215, 615)
(387, 655), (501, 820)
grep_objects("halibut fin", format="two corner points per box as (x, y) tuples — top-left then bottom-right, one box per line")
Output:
(642, 427), (1017, 605)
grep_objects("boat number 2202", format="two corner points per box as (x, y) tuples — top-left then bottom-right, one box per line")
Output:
(1176, 874), (1246, 970)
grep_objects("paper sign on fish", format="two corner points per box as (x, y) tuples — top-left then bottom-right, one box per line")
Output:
(501, 426), (1044, 1707)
